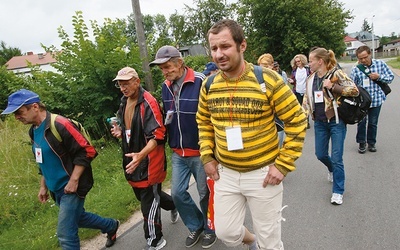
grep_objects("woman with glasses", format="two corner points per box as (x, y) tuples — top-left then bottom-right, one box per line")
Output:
(289, 54), (311, 128)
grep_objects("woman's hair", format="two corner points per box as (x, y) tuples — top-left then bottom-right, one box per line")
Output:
(290, 54), (308, 68)
(257, 53), (274, 67)
(310, 47), (337, 70)
(208, 19), (245, 49)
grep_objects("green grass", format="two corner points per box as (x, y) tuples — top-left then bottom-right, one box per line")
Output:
(387, 57), (400, 69)
(0, 117), (172, 249)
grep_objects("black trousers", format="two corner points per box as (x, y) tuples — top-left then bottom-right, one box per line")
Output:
(133, 183), (175, 247)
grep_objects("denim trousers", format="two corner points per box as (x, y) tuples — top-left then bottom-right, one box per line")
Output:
(214, 165), (284, 250)
(356, 105), (382, 145)
(314, 119), (347, 194)
(171, 152), (212, 233)
(54, 190), (116, 250)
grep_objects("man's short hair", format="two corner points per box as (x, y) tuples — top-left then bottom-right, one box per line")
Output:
(356, 45), (371, 56)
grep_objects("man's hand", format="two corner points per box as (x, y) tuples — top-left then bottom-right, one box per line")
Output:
(110, 123), (122, 138)
(38, 186), (49, 203)
(125, 152), (142, 174)
(263, 164), (284, 187)
(369, 72), (380, 81)
(204, 160), (220, 181)
(64, 179), (79, 194)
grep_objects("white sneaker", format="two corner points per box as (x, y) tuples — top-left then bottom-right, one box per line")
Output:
(331, 193), (343, 205)
(327, 172), (333, 183)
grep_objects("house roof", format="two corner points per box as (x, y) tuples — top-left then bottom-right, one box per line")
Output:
(344, 36), (358, 42)
(6, 52), (57, 70)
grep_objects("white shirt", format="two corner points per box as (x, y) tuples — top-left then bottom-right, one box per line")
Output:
(295, 67), (307, 94)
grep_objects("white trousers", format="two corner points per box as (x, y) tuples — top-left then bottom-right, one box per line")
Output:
(214, 165), (284, 250)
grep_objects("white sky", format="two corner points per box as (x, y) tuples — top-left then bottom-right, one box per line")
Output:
(0, 0), (399, 54)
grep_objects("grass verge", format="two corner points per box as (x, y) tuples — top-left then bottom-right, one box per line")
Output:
(0, 117), (172, 249)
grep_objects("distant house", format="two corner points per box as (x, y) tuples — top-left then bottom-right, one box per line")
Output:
(344, 36), (366, 58)
(178, 44), (207, 57)
(6, 51), (58, 75)
(382, 38), (400, 57)
(348, 31), (380, 51)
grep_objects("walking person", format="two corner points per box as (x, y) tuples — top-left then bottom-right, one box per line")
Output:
(1, 89), (120, 249)
(110, 67), (177, 250)
(203, 62), (219, 76)
(288, 54), (311, 128)
(302, 47), (359, 205)
(350, 45), (394, 153)
(197, 19), (307, 250)
(149, 46), (217, 249)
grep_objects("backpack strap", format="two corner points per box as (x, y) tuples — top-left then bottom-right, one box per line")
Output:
(50, 113), (63, 142)
(205, 74), (217, 94)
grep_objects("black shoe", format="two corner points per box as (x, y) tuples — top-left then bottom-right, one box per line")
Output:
(171, 208), (179, 224)
(186, 229), (202, 248)
(358, 143), (366, 154)
(368, 144), (377, 152)
(202, 233), (217, 249)
(106, 219), (120, 248)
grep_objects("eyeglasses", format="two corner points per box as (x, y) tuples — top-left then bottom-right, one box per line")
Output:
(114, 79), (136, 88)
(295, 60), (301, 63)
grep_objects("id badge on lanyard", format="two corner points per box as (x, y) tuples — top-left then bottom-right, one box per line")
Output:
(225, 126), (244, 151)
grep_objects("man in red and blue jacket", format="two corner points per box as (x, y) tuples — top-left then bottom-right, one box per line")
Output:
(150, 46), (217, 249)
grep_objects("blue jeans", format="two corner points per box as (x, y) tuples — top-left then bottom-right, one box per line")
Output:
(356, 105), (381, 145)
(54, 190), (116, 250)
(314, 120), (347, 195)
(171, 153), (212, 233)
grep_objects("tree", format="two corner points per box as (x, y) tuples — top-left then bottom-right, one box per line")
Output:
(0, 41), (22, 66)
(361, 18), (372, 32)
(182, 0), (235, 53)
(41, 11), (142, 138)
(237, 0), (353, 71)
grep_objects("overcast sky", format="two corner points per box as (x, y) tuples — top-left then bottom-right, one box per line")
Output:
(1, 0), (399, 54)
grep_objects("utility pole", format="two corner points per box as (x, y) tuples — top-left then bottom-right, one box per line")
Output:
(371, 15), (375, 59)
(131, 0), (154, 91)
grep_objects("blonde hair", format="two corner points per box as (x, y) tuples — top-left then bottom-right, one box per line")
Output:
(257, 53), (274, 68)
(291, 54), (308, 68)
(309, 47), (337, 70)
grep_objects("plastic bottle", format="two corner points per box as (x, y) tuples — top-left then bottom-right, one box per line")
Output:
(106, 117), (120, 126)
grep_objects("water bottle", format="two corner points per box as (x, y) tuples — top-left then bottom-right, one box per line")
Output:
(106, 117), (120, 126)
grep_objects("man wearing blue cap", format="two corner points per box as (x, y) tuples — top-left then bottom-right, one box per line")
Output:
(150, 46), (217, 249)
(202, 62), (219, 76)
(1, 89), (120, 249)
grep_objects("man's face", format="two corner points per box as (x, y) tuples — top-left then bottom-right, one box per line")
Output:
(116, 78), (141, 98)
(357, 51), (372, 66)
(14, 105), (37, 125)
(208, 28), (246, 75)
(157, 60), (183, 82)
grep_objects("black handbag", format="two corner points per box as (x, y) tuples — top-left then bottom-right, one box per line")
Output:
(375, 80), (391, 95)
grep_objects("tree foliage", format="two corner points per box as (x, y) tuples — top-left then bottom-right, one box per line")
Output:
(41, 11), (142, 138)
(237, 0), (353, 71)
(0, 41), (22, 66)
(361, 18), (372, 32)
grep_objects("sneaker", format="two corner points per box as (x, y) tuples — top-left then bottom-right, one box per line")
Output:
(105, 219), (120, 247)
(143, 238), (167, 250)
(171, 208), (179, 224)
(331, 193), (343, 205)
(201, 233), (217, 249)
(186, 229), (203, 248)
(368, 144), (377, 152)
(358, 143), (366, 154)
(327, 172), (333, 183)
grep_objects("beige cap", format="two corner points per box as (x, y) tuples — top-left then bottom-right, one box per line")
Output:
(113, 67), (139, 81)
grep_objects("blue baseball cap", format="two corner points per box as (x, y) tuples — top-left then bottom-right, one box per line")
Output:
(202, 62), (218, 76)
(1, 89), (40, 115)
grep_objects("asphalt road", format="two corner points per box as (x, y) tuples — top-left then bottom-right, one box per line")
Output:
(89, 63), (400, 250)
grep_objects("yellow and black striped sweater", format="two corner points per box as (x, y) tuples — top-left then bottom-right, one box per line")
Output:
(196, 62), (307, 175)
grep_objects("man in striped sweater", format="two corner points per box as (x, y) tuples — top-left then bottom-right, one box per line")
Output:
(196, 19), (307, 250)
